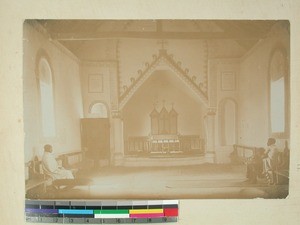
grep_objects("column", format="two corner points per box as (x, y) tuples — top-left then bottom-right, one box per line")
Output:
(111, 110), (124, 166)
(109, 61), (124, 166)
(204, 108), (216, 163)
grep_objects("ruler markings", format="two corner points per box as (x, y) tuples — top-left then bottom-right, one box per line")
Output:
(25, 209), (59, 214)
(25, 200), (179, 223)
(129, 209), (164, 214)
(94, 209), (129, 214)
(95, 214), (131, 219)
(129, 213), (165, 218)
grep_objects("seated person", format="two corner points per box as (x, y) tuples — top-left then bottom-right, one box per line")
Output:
(262, 138), (279, 185)
(279, 140), (290, 170)
(42, 144), (74, 180)
(246, 148), (265, 184)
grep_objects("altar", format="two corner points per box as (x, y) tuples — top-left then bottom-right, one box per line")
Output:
(125, 103), (205, 156)
(125, 134), (204, 156)
(149, 134), (180, 154)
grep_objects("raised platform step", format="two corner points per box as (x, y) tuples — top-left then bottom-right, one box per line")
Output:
(122, 155), (207, 167)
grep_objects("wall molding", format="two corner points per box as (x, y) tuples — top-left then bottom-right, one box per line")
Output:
(82, 60), (118, 67)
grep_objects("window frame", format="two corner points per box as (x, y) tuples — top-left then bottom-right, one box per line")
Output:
(35, 49), (57, 139)
(268, 46), (290, 139)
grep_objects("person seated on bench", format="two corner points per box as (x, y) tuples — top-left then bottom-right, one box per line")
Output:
(42, 144), (74, 180)
(279, 140), (290, 170)
(262, 138), (279, 185)
(246, 148), (265, 184)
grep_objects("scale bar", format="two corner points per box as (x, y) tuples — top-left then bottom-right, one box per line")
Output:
(25, 200), (179, 223)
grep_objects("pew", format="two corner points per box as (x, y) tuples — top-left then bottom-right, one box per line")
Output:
(232, 144), (289, 184)
(25, 150), (89, 198)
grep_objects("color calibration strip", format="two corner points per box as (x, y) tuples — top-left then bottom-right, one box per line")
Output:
(25, 200), (178, 223)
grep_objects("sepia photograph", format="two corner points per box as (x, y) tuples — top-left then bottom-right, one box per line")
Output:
(23, 19), (290, 200)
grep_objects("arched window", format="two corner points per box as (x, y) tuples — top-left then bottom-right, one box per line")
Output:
(90, 102), (108, 118)
(269, 48), (289, 137)
(37, 56), (56, 137)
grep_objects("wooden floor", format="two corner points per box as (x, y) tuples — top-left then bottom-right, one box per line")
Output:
(35, 163), (288, 200)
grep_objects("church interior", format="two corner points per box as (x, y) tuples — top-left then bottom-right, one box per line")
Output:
(23, 20), (290, 199)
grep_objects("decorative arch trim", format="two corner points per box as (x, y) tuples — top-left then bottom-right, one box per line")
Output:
(119, 49), (208, 109)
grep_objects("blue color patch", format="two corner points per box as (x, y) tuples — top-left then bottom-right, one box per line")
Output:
(58, 209), (94, 215)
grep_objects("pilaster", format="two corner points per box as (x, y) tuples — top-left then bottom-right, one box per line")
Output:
(204, 108), (217, 163)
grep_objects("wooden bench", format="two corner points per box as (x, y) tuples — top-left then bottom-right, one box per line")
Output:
(25, 160), (51, 198)
(275, 169), (289, 178)
(232, 144), (290, 184)
(25, 150), (86, 197)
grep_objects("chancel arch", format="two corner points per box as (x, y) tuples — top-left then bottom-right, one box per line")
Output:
(119, 49), (208, 109)
(122, 69), (206, 156)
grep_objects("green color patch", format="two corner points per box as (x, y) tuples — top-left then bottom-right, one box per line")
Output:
(94, 209), (129, 214)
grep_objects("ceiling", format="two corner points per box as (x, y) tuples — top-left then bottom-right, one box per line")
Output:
(37, 20), (279, 59)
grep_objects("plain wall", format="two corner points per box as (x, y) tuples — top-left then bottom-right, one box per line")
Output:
(238, 23), (290, 149)
(23, 22), (84, 161)
(80, 62), (113, 118)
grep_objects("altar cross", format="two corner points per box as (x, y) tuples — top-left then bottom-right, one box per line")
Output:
(158, 40), (168, 50)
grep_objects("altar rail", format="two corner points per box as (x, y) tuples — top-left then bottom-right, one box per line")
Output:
(125, 135), (205, 155)
(232, 144), (257, 161)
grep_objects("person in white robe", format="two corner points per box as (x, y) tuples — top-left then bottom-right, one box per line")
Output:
(42, 144), (74, 180)
(262, 138), (279, 184)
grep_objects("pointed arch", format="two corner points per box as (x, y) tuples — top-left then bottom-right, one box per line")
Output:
(119, 50), (208, 109)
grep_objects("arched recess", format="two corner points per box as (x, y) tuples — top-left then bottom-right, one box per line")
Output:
(89, 101), (109, 118)
(122, 69), (206, 156)
(35, 49), (56, 138)
(218, 98), (237, 146)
